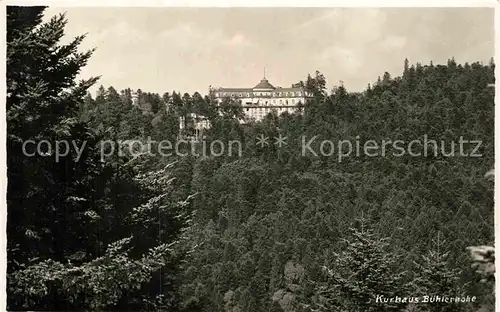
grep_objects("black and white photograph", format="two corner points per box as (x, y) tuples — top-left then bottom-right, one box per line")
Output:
(4, 3), (496, 311)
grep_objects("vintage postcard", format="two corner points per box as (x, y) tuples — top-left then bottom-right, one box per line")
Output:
(3, 2), (496, 311)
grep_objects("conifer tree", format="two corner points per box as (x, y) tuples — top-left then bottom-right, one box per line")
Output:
(7, 6), (99, 270)
(413, 232), (467, 312)
(7, 7), (192, 310)
(311, 217), (409, 312)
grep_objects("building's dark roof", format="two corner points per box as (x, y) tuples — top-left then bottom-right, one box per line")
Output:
(215, 87), (303, 93)
(253, 78), (275, 90)
(214, 88), (253, 92)
(213, 77), (306, 94)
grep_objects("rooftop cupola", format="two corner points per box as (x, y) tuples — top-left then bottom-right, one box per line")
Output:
(253, 67), (275, 90)
(253, 76), (275, 90)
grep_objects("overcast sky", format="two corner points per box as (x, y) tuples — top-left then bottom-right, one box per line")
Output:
(44, 7), (494, 96)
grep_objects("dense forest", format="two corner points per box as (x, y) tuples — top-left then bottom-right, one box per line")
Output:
(6, 7), (494, 312)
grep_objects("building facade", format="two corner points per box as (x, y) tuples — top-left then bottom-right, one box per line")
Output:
(179, 76), (312, 137)
(212, 76), (311, 122)
(179, 113), (210, 132)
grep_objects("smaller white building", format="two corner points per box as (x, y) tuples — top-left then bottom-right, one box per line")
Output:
(179, 113), (210, 139)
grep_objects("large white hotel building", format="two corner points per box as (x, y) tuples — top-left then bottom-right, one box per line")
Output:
(180, 75), (313, 133)
(211, 75), (312, 121)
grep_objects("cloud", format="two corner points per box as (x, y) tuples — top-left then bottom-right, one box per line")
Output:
(295, 10), (342, 31)
(159, 23), (223, 49)
(225, 34), (251, 47)
(317, 46), (362, 73)
(381, 35), (407, 50)
(96, 21), (147, 45)
(158, 24), (251, 52)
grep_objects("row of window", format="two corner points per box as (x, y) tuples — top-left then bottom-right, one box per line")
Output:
(241, 99), (298, 105)
(247, 107), (295, 114)
(216, 91), (303, 98)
